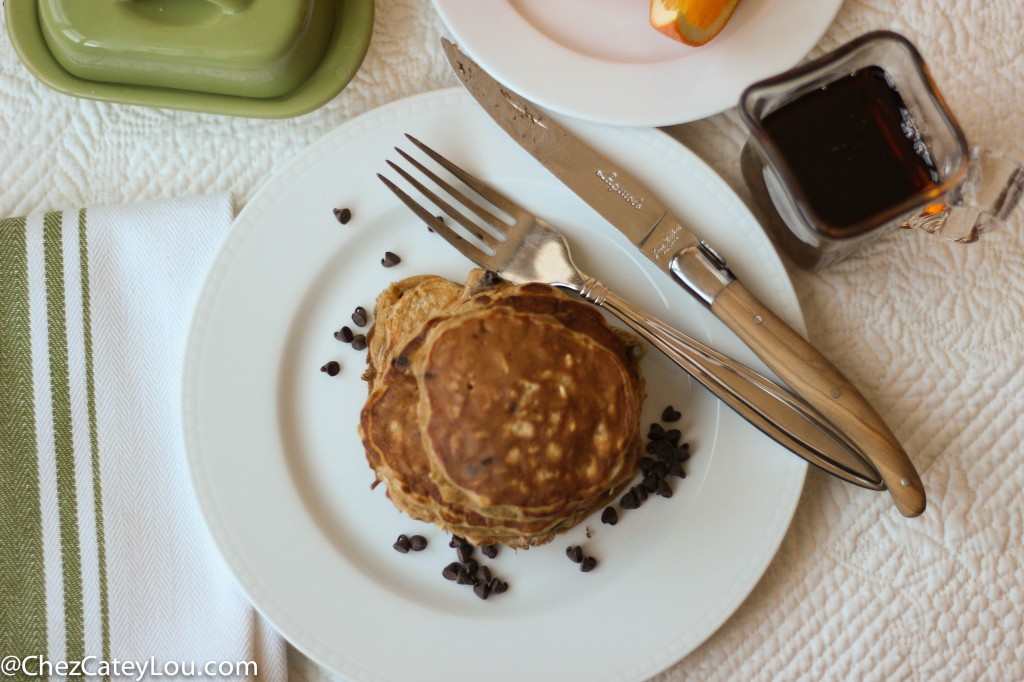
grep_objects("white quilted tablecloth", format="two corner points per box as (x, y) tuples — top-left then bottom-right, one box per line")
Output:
(2, 1), (1021, 680)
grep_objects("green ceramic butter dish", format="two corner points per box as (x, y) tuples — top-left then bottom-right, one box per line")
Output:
(5, 0), (374, 117)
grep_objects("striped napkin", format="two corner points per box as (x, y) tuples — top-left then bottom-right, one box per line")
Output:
(0, 194), (286, 680)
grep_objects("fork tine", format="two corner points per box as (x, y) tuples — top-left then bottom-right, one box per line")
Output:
(393, 147), (509, 240)
(405, 134), (523, 221)
(376, 172), (498, 270)
(384, 158), (500, 250)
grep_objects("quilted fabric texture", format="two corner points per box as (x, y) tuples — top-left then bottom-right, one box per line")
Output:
(2, 1), (1020, 680)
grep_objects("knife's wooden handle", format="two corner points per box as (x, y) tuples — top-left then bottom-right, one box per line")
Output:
(712, 280), (925, 517)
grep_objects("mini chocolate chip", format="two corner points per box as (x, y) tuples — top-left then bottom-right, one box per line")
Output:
(409, 535), (427, 551)
(674, 446), (691, 462)
(392, 355), (409, 369)
(463, 558), (478, 576)
(473, 582), (492, 600)
(648, 423), (666, 440)
(638, 457), (657, 476)
(456, 567), (474, 585)
(668, 462), (687, 479)
(456, 544), (473, 563)
(478, 566), (491, 584)
(647, 439), (674, 462)
(657, 480), (674, 498)
(642, 474), (661, 493)
(580, 556), (597, 572)
(449, 535), (468, 549)
(662, 405), (682, 422)
(653, 461), (669, 478)
(333, 207), (352, 224)
(566, 545), (583, 563)
(351, 306), (368, 327)
(620, 490), (640, 510)
(333, 326), (354, 342)
(600, 506), (618, 525)
(351, 334), (367, 351)
(634, 484), (649, 502)
(381, 251), (401, 268)
(442, 562), (461, 581)
(481, 544), (498, 559)
(665, 429), (682, 447)
(393, 534), (411, 553)
(491, 579), (509, 594)
(320, 361), (340, 376)
(483, 270), (502, 285)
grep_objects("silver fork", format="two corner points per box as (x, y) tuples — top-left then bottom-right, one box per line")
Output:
(377, 134), (883, 490)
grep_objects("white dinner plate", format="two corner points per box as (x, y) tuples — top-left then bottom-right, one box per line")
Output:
(432, 0), (843, 126)
(183, 88), (806, 682)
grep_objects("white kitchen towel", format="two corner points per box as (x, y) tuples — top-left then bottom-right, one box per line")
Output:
(0, 193), (286, 680)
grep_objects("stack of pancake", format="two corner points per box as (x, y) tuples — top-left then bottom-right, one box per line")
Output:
(358, 271), (645, 548)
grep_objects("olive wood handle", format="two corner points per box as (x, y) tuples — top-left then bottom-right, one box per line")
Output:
(711, 280), (926, 517)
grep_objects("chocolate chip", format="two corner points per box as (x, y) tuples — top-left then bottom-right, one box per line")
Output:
(473, 581), (492, 600)
(483, 270), (502, 285)
(657, 480), (673, 498)
(619, 490), (640, 510)
(668, 461), (687, 479)
(409, 535), (427, 551)
(652, 461), (669, 478)
(456, 567), (474, 585)
(490, 578), (509, 594)
(463, 558), (478, 577)
(449, 535), (468, 549)
(333, 326), (354, 342)
(392, 355), (409, 369)
(647, 439), (674, 462)
(442, 562), (461, 581)
(481, 544), (498, 559)
(600, 506), (618, 525)
(393, 534), (411, 553)
(642, 474), (661, 493)
(456, 544), (473, 563)
(674, 446), (691, 462)
(566, 545), (583, 563)
(648, 423), (666, 440)
(381, 251), (401, 268)
(661, 405), (682, 422)
(580, 556), (597, 572)
(351, 334), (367, 351)
(634, 484), (649, 502)
(351, 306), (368, 327)
(333, 207), (352, 224)
(665, 429), (682, 447)
(320, 361), (340, 376)
(638, 457), (657, 476)
(478, 566), (491, 584)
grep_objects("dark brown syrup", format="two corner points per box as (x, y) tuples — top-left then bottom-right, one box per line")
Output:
(761, 65), (940, 231)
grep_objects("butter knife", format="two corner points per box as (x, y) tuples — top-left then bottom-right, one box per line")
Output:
(442, 38), (925, 517)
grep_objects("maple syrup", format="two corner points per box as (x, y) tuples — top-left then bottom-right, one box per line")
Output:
(759, 65), (940, 232)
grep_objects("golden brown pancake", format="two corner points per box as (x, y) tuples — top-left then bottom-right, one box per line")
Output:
(357, 272), (644, 547)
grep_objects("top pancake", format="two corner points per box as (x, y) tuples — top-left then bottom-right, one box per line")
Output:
(415, 305), (641, 521)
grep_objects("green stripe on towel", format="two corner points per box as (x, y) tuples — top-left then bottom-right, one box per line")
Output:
(43, 211), (85, 673)
(0, 216), (48, 671)
(79, 208), (111, 667)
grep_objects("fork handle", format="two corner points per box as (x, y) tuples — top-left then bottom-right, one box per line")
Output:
(575, 279), (884, 491)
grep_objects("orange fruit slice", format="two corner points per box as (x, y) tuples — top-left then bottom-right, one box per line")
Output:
(650, 0), (742, 46)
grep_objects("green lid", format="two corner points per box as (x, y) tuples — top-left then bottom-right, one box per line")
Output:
(5, 0), (374, 117)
